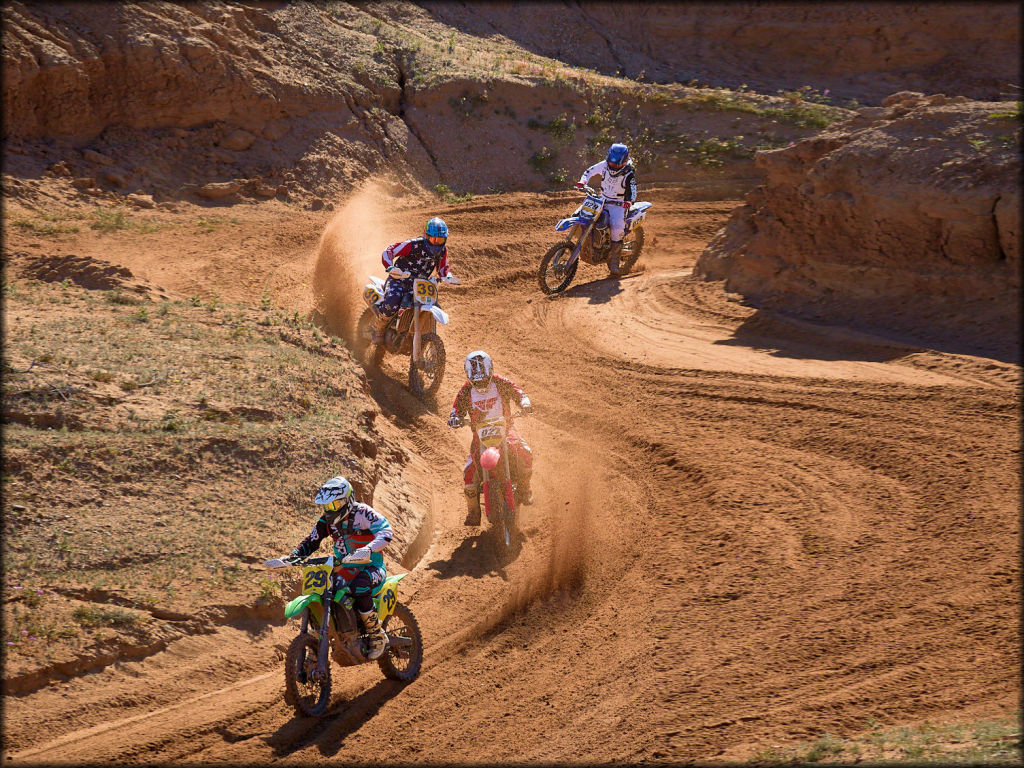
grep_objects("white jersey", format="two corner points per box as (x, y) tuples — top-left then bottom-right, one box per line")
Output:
(578, 160), (638, 203)
(469, 380), (504, 422)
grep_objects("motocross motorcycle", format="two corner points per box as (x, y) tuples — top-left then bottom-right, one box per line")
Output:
(264, 552), (423, 717)
(356, 268), (458, 397)
(450, 410), (529, 556)
(537, 184), (652, 294)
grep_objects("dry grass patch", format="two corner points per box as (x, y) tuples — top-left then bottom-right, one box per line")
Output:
(753, 714), (1021, 764)
(2, 278), (395, 682)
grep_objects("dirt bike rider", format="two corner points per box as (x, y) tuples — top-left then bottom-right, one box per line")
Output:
(370, 217), (460, 343)
(447, 350), (534, 525)
(283, 476), (393, 660)
(575, 142), (637, 276)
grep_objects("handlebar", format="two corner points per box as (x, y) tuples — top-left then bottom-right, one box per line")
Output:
(575, 184), (599, 196)
(448, 409), (531, 429)
(385, 269), (461, 285)
(263, 554), (333, 569)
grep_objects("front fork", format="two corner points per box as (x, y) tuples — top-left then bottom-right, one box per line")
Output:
(568, 221), (595, 267)
(315, 594), (332, 679)
(411, 305), (421, 362)
(480, 445), (516, 519)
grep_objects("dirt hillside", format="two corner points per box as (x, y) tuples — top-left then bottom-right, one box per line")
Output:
(1, 0), (919, 206)
(2, 1), (1021, 764)
(695, 92), (1021, 361)
(420, 1), (1021, 103)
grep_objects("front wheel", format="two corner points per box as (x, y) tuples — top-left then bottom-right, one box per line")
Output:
(538, 241), (578, 295)
(488, 482), (515, 556)
(284, 633), (331, 717)
(408, 331), (446, 398)
(377, 603), (423, 681)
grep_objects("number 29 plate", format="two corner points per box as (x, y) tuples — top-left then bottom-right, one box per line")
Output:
(301, 564), (331, 595)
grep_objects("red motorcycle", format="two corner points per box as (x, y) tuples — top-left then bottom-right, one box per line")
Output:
(451, 410), (529, 555)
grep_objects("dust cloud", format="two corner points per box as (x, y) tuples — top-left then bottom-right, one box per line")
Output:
(312, 180), (406, 342)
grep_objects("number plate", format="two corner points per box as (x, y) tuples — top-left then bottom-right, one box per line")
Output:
(477, 421), (506, 447)
(377, 582), (398, 620)
(581, 199), (601, 215)
(363, 285), (382, 305)
(301, 564), (331, 595)
(413, 279), (437, 306)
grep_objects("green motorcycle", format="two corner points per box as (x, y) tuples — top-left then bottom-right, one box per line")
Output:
(264, 553), (423, 717)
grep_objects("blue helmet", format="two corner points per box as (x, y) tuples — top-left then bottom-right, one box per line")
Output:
(606, 143), (630, 172)
(425, 217), (448, 240)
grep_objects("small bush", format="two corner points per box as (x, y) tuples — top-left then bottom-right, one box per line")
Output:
(91, 208), (130, 232)
(434, 184), (474, 203)
(528, 146), (556, 174)
(106, 289), (143, 306)
(73, 604), (143, 628)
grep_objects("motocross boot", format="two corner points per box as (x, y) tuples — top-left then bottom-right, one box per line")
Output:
(358, 608), (388, 660)
(607, 240), (623, 276)
(464, 485), (482, 526)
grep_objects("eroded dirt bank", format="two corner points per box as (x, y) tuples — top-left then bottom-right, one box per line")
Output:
(696, 92), (1021, 363)
(2, 185), (1018, 762)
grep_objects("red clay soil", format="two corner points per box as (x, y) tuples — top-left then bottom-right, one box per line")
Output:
(3, 184), (1019, 762)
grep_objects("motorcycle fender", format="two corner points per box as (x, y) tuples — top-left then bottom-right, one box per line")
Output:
(374, 573), (408, 622)
(368, 275), (386, 292)
(425, 304), (449, 325)
(626, 202), (652, 225)
(285, 592), (322, 620)
(555, 217), (579, 232)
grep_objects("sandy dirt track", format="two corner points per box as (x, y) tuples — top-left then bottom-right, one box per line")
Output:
(4, 187), (1019, 763)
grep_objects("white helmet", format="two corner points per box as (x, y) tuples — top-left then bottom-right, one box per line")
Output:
(314, 476), (353, 523)
(464, 350), (493, 391)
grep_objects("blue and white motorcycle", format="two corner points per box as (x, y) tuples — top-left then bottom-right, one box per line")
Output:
(537, 184), (652, 294)
(356, 269), (455, 398)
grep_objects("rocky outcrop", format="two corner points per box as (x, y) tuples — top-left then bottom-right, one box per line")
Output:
(696, 93), (1020, 359)
(421, 2), (1020, 104)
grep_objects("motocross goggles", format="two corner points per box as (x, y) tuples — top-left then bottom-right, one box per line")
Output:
(426, 235), (447, 246)
(322, 498), (347, 513)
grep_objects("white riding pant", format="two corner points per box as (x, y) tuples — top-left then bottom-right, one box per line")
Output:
(606, 202), (627, 242)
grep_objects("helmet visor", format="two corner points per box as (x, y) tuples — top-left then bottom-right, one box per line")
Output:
(427, 235), (447, 246)
(608, 157), (626, 170)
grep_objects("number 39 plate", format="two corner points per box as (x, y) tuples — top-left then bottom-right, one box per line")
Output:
(413, 279), (437, 306)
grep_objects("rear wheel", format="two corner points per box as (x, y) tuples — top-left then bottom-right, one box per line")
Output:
(377, 603), (423, 681)
(284, 633), (331, 717)
(619, 225), (645, 274)
(408, 331), (446, 398)
(538, 241), (578, 295)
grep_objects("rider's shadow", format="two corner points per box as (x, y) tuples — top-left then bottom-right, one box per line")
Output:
(424, 533), (518, 580)
(264, 678), (407, 757)
(361, 365), (438, 425)
(559, 276), (627, 305)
